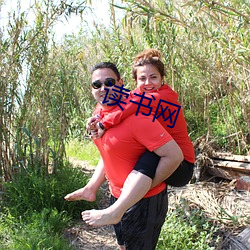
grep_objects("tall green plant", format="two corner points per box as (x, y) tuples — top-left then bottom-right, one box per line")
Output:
(108, 0), (250, 153)
(0, 0), (91, 183)
(65, 0), (249, 153)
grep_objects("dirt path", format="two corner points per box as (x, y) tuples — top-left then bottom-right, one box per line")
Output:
(64, 222), (117, 250)
(64, 159), (118, 250)
(65, 158), (250, 250)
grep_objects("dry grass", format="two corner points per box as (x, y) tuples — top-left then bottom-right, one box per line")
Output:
(64, 222), (117, 250)
(64, 180), (250, 249)
(168, 181), (250, 234)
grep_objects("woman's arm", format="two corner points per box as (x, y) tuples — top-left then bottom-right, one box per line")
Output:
(100, 87), (172, 130)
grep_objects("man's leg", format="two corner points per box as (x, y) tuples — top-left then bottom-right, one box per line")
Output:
(81, 170), (152, 226)
(81, 150), (161, 226)
(111, 205), (126, 250)
(118, 188), (168, 250)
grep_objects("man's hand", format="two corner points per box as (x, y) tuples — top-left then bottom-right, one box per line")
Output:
(86, 116), (99, 131)
(86, 116), (107, 139)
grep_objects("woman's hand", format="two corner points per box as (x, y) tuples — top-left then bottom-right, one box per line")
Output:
(86, 116), (99, 139)
(94, 122), (106, 139)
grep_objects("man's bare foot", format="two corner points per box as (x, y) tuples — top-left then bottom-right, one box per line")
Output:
(64, 187), (96, 202)
(81, 208), (123, 226)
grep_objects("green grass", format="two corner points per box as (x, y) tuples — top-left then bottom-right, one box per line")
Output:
(0, 160), (98, 249)
(3, 162), (96, 219)
(0, 209), (74, 250)
(66, 139), (100, 166)
(157, 204), (220, 250)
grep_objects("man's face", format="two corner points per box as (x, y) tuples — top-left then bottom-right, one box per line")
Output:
(91, 68), (123, 107)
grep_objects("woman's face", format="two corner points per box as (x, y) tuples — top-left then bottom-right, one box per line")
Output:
(136, 64), (162, 93)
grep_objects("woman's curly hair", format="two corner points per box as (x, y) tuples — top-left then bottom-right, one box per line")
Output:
(132, 49), (165, 80)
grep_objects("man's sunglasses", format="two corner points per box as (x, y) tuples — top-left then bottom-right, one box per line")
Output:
(91, 78), (116, 89)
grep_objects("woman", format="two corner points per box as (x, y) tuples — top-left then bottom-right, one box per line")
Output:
(92, 49), (195, 188)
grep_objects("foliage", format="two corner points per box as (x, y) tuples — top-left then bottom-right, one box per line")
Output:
(1, 0), (249, 184)
(2, 162), (96, 219)
(0, 1), (249, 247)
(0, 0), (91, 184)
(157, 202), (220, 250)
(0, 209), (74, 250)
(0, 160), (97, 249)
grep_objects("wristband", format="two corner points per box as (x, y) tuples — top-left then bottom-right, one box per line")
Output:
(98, 122), (105, 130)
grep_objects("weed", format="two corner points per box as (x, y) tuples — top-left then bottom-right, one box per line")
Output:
(65, 139), (100, 166)
(0, 209), (74, 250)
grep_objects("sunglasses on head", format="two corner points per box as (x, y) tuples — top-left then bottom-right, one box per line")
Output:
(91, 78), (116, 89)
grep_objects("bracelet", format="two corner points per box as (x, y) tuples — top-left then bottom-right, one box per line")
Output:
(98, 122), (105, 130)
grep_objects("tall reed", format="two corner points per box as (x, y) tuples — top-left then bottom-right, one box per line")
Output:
(0, 0), (90, 183)
(101, 0), (250, 153)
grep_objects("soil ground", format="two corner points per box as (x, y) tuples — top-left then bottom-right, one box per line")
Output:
(64, 159), (250, 250)
(64, 222), (117, 250)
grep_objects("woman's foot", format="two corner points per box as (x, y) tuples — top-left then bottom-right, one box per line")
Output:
(81, 207), (123, 226)
(64, 187), (96, 202)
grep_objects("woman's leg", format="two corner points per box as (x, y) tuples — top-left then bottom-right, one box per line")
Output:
(81, 170), (152, 226)
(135, 150), (194, 187)
(164, 160), (194, 187)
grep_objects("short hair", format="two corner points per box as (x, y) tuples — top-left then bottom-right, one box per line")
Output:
(132, 49), (165, 80)
(91, 62), (121, 80)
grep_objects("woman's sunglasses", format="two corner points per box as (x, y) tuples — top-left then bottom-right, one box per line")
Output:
(91, 78), (116, 89)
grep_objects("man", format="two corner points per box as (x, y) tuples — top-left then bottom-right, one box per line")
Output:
(65, 62), (183, 250)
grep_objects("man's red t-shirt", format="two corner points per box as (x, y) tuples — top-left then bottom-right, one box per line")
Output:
(94, 113), (173, 198)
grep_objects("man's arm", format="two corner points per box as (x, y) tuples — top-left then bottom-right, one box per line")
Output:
(87, 158), (106, 189)
(152, 140), (184, 188)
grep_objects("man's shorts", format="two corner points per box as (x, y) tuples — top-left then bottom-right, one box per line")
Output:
(110, 188), (168, 250)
